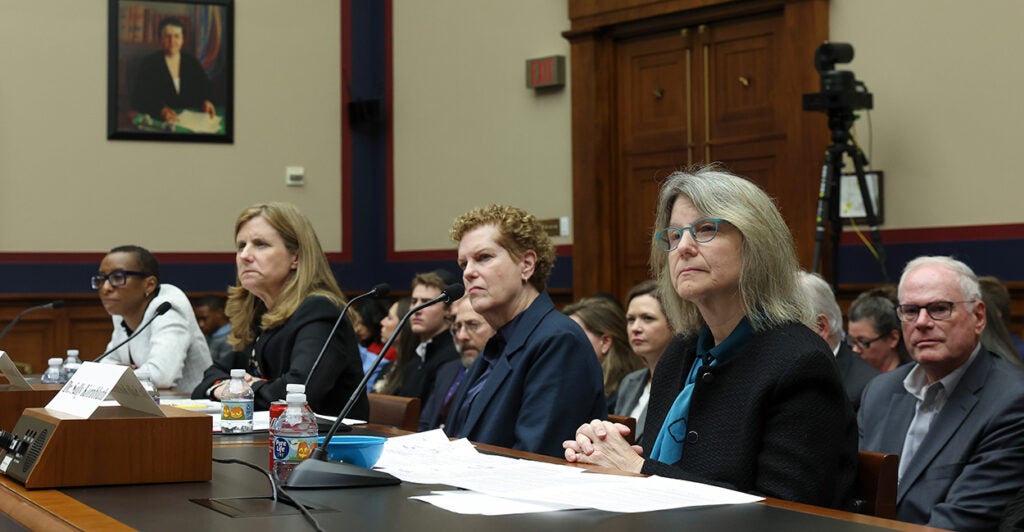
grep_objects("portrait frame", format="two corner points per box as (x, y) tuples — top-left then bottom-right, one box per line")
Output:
(107, 0), (234, 143)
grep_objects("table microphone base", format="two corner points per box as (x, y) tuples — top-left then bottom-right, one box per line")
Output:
(283, 458), (399, 489)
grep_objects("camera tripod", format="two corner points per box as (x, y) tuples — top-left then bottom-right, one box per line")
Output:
(810, 108), (888, 287)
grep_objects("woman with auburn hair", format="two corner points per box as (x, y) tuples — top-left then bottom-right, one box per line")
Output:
(564, 296), (643, 411)
(192, 202), (368, 418)
(564, 166), (857, 509)
(444, 204), (605, 457)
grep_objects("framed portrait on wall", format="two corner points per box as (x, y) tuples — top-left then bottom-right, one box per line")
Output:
(107, 0), (234, 143)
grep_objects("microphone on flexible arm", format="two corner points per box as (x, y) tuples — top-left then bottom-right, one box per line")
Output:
(0, 300), (65, 343)
(92, 301), (173, 364)
(303, 283), (391, 390)
(285, 283), (465, 489)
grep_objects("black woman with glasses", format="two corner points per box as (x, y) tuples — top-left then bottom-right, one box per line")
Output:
(564, 166), (858, 510)
(94, 245), (211, 393)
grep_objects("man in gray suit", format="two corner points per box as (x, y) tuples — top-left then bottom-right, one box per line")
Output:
(798, 271), (879, 411)
(859, 256), (1024, 531)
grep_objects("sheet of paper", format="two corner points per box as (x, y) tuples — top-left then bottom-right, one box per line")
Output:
(47, 361), (162, 417)
(176, 110), (222, 133)
(374, 429), (763, 515)
(0, 351), (31, 390)
(411, 490), (582, 515)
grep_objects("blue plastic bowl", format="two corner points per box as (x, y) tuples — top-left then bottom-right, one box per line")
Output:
(316, 435), (386, 468)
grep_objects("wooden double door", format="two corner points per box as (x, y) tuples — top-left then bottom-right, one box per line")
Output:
(567, 0), (829, 301)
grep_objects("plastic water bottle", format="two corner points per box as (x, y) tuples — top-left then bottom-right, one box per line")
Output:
(272, 393), (318, 482)
(220, 369), (254, 433)
(62, 349), (82, 381)
(135, 369), (160, 404)
(269, 383), (309, 467)
(41, 357), (64, 384)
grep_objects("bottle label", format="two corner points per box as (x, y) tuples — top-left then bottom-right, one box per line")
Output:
(273, 436), (318, 461)
(221, 400), (253, 421)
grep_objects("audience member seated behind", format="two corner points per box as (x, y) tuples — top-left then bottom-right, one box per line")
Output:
(614, 280), (677, 443)
(847, 289), (910, 373)
(419, 296), (494, 431)
(445, 204), (606, 457)
(564, 296), (643, 412)
(354, 296), (389, 356)
(194, 295), (232, 362)
(859, 256), (1024, 531)
(798, 271), (879, 411)
(396, 271), (460, 406)
(94, 245), (211, 393)
(564, 166), (857, 509)
(191, 202), (368, 418)
(373, 297), (413, 394)
(978, 275), (1024, 364)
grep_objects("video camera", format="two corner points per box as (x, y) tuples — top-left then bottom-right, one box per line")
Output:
(802, 42), (873, 113)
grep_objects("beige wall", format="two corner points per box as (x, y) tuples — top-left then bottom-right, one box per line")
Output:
(830, 0), (1024, 229)
(392, 0), (573, 252)
(2, 1), (1021, 257)
(0, 0), (343, 253)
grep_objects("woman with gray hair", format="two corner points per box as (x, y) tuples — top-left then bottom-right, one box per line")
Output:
(564, 166), (857, 509)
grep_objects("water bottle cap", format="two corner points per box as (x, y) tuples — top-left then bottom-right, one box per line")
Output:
(230, 369), (245, 378)
(66, 349), (79, 357)
(285, 383), (306, 393)
(48, 357), (63, 365)
(286, 393), (307, 404)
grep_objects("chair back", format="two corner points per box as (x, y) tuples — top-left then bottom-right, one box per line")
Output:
(852, 450), (898, 519)
(367, 393), (421, 432)
(607, 414), (637, 445)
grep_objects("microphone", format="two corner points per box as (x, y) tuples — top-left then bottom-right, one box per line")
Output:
(0, 300), (64, 342)
(92, 301), (173, 363)
(303, 283), (390, 389)
(285, 283), (464, 489)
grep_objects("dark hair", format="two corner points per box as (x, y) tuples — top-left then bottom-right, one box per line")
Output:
(158, 17), (185, 37)
(195, 295), (227, 311)
(378, 297), (415, 395)
(848, 290), (910, 364)
(109, 244), (160, 281)
(356, 297), (389, 346)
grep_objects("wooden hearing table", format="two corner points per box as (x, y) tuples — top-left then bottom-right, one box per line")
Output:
(0, 425), (947, 532)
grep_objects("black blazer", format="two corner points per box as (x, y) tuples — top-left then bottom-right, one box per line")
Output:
(397, 332), (459, 404)
(835, 342), (878, 412)
(192, 296), (368, 419)
(640, 323), (858, 509)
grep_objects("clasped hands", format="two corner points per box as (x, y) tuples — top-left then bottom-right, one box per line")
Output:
(563, 419), (645, 473)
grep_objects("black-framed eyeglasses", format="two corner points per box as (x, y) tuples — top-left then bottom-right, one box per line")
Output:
(845, 333), (886, 350)
(91, 270), (149, 290)
(655, 218), (728, 251)
(895, 300), (975, 322)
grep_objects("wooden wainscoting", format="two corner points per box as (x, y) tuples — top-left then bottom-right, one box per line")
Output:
(0, 295), (113, 374)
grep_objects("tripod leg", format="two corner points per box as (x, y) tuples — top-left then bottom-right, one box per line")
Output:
(811, 151), (837, 274)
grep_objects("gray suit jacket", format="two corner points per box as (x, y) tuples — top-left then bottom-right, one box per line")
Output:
(858, 348), (1024, 531)
(614, 368), (650, 441)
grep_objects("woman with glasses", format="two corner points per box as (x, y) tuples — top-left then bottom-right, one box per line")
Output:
(190, 202), (368, 418)
(614, 280), (677, 443)
(564, 295), (644, 412)
(564, 166), (857, 509)
(847, 289), (911, 373)
(95, 245), (211, 393)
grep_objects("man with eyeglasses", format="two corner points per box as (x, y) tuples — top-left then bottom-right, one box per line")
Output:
(797, 271), (878, 412)
(858, 256), (1024, 531)
(419, 297), (495, 431)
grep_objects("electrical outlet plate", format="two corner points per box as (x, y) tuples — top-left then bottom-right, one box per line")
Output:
(285, 166), (305, 187)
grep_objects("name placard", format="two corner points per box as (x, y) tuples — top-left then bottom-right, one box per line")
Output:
(46, 361), (163, 418)
(0, 351), (31, 390)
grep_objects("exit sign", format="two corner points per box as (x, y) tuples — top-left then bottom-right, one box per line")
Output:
(525, 55), (566, 89)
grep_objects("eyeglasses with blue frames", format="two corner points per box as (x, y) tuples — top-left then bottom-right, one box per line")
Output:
(895, 300), (976, 322)
(655, 218), (728, 251)
(91, 270), (150, 290)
